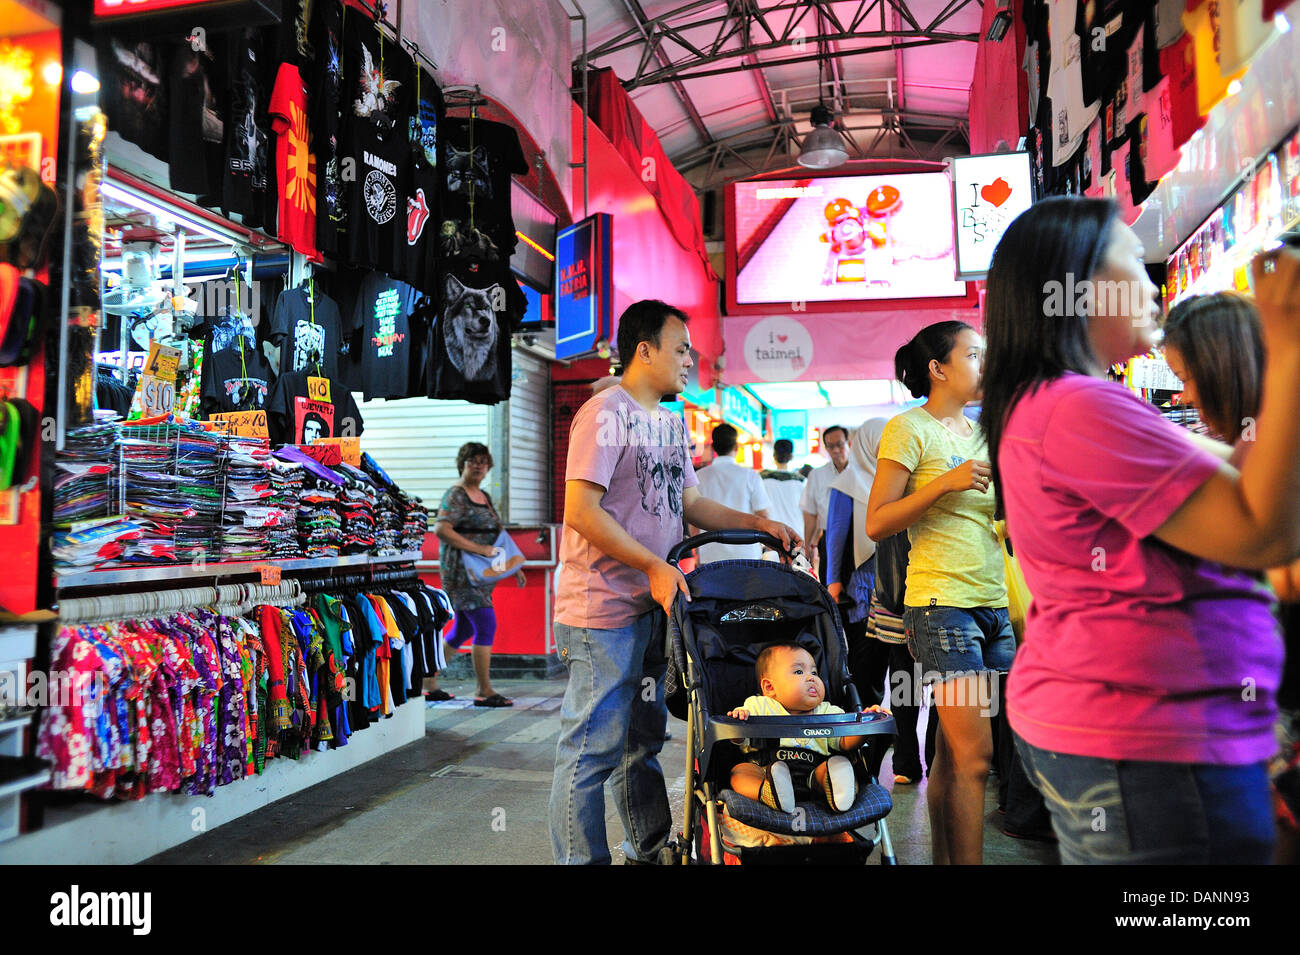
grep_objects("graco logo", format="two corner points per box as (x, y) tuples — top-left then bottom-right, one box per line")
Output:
(803, 728), (833, 737)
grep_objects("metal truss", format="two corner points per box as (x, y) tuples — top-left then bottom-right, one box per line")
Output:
(587, 0), (981, 89)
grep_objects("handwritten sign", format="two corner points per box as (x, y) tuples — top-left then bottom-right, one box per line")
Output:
(312, 436), (361, 466)
(254, 563), (281, 585)
(136, 342), (182, 417)
(293, 443), (342, 467)
(949, 152), (1034, 280)
(307, 375), (331, 403)
(211, 409), (269, 437)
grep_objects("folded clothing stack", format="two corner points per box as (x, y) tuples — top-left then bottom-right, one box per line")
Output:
(173, 426), (225, 562)
(397, 491), (428, 554)
(267, 459), (304, 560)
(220, 437), (275, 562)
(334, 463), (378, 555)
(53, 415), (118, 525)
(297, 475), (343, 559)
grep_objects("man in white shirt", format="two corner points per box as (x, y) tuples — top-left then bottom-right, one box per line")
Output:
(693, 424), (771, 562)
(760, 439), (805, 531)
(799, 424), (851, 582)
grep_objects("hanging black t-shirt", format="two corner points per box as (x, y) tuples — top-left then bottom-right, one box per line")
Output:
(428, 260), (524, 405)
(276, 0), (316, 67)
(400, 69), (444, 291)
(97, 37), (169, 160)
(168, 37), (225, 202)
(439, 117), (528, 263)
(266, 369), (364, 445)
(351, 273), (417, 400)
(270, 286), (343, 378)
(311, 0), (348, 256)
(200, 337), (276, 417)
(223, 29), (275, 230)
(341, 19), (413, 271)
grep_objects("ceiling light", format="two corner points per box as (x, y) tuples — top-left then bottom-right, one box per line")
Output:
(797, 104), (848, 170)
(1276, 11), (1292, 32)
(71, 70), (100, 94)
(1226, 78), (1243, 96)
(987, 0), (1013, 42)
(100, 181), (230, 245)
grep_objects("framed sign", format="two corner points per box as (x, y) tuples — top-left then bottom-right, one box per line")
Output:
(555, 213), (612, 360)
(949, 152), (1034, 280)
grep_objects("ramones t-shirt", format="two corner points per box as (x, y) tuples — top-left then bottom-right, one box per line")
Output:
(351, 273), (417, 400)
(266, 370), (364, 445)
(439, 117), (528, 262)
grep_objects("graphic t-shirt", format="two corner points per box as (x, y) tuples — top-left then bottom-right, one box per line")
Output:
(351, 273), (417, 400)
(311, 0), (347, 255)
(401, 69), (444, 290)
(554, 385), (700, 629)
(1044, 0), (1100, 167)
(1182, 1), (1247, 116)
(439, 117), (528, 262)
(877, 406), (1006, 609)
(266, 370), (364, 445)
(200, 338), (276, 417)
(270, 286), (342, 377)
(276, 0), (316, 67)
(168, 39), (224, 200)
(427, 260), (524, 405)
(223, 29), (274, 230)
(341, 18), (413, 272)
(98, 37), (169, 160)
(1002, 374), (1281, 764)
(269, 62), (321, 261)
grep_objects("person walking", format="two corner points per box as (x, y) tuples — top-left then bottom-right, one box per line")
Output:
(427, 442), (525, 708)
(693, 423), (772, 563)
(760, 438), (805, 534)
(800, 424), (851, 582)
(548, 299), (801, 865)
(980, 197), (1300, 863)
(866, 321), (1010, 865)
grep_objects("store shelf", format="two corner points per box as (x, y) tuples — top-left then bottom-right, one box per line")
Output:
(54, 551), (424, 591)
(0, 713), (36, 736)
(0, 757), (49, 802)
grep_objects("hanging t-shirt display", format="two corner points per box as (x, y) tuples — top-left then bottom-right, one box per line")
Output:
(341, 18), (413, 272)
(428, 261), (523, 405)
(270, 285), (342, 378)
(267, 370), (364, 445)
(168, 38), (224, 200)
(401, 69), (444, 291)
(312, 0), (347, 256)
(97, 37), (169, 160)
(223, 29), (275, 230)
(269, 62), (321, 261)
(276, 0), (316, 67)
(351, 273), (417, 400)
(200, 337), (276, 417)
(1044, 0), (1100, 167)
(439, 116), (528, 262)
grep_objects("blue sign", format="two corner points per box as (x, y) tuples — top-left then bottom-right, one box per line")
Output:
(772, 410), (808, 458)
(722, 387), (765, 439)
(555, 214), (613, 359)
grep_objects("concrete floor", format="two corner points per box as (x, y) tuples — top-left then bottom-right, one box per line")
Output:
(145, 674), (1059, 865)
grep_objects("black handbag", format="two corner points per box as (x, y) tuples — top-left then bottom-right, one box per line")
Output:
(873, 530), (911, 616)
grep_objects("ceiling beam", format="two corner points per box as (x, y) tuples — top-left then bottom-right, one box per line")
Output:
(617, 0), (713, 144)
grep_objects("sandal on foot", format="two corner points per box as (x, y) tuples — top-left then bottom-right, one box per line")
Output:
(758, 761), (796, 813)
(473, 694), (514, 707)
(424, 689), (455, 702)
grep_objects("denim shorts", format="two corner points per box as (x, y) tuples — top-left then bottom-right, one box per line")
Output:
(1015, 736), (1275, 864)
(902, 604), (1015, 684)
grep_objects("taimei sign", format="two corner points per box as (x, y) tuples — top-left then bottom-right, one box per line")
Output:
(555, 213), (613, 360)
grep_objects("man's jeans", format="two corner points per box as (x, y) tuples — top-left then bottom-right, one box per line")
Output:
(549, 612), (671, 864)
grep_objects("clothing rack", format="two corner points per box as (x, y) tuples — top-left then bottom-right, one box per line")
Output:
(349, 0), (440, 73)
(300, 564), (421, 595)
(57, 579), (306, 625)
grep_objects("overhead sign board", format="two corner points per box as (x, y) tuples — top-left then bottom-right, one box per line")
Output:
(950, 152), (1034, 280)
(555, 213), (613, 360)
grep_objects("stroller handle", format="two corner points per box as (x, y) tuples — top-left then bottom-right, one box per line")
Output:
(667, 530), (795, 566)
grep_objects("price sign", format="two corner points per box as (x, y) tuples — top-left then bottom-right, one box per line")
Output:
(137, 341), (182, 416)
(294, 443), (342, 467)
(254, 563), (281, 585)
(307, 376), (332, 403)
(145, 342), (181, 380)
(312, 436), (361, 466)
(211, 409), (269, 437)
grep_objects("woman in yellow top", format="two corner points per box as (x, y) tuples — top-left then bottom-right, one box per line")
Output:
(866, 320), (1008, 865)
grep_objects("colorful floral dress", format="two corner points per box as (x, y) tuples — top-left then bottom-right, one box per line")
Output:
(436, 484), (503, 612)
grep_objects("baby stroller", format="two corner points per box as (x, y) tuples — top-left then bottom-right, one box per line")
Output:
(663, 530), (898, 865)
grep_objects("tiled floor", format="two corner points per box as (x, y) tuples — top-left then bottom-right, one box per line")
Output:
(146, 675), (1059, 865)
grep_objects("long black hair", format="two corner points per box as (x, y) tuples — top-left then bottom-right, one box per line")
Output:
(980, 196), (1120, 514)
(894, 320), (975, 398)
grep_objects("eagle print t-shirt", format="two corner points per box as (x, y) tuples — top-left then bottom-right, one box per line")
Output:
(554, 386), (699, 629)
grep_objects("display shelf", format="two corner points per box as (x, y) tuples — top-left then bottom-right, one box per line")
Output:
(54, 551), (424, 591)
(0, 758), (49, 802)
(0, 713), (36, 735)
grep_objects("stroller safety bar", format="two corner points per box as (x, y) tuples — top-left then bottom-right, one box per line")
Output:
(706, 711), (897, 743)
(667, 529), (797, 566)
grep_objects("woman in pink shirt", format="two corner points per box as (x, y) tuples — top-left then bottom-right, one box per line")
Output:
(979, 197), (1300, 863)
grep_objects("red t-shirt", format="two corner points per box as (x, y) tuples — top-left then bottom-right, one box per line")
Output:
(269, 63), (321, 262)
(1158, 33), (1208, 151)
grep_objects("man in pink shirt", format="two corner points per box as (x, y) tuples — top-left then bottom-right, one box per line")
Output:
(549, 300), (801, 865)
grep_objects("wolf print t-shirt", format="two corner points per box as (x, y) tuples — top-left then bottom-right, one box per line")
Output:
(427, 261), (524, 405)
(351, 272), (416, 400)
(438, 117), (528, 262)
(554, 386), (700, 630)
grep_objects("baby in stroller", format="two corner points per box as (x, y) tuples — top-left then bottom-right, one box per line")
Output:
(728, 643), (883, 814)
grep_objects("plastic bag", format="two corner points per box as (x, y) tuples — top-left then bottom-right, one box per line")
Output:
(996, 520), (1033, 644)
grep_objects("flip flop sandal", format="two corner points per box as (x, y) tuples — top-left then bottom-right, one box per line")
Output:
(424, 689), (455, 702)
(758, 761), (796, 813)
(473, 694), (513, 707)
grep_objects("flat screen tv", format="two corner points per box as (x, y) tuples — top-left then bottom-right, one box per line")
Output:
(726, 171), (971, 314)
(510, 181), (558, 294)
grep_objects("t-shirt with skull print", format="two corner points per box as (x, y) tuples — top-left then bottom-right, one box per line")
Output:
(438, 117), (528, 264)
(340, 17), (413, 273)
(270, 286), (343, 379)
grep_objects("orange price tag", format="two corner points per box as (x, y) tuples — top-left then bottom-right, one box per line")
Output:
(255, 564), (282, 586)
(307, 375), (332, 403)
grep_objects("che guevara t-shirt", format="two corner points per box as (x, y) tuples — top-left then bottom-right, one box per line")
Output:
(351, 273), (417, 400)
(266, 370), (364, 445)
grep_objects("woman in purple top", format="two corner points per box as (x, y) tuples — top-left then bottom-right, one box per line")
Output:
(979, 196), (1300, 864)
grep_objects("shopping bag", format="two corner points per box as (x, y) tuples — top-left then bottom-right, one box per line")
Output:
(460, 530), (526, 587)
(996, 520), (1032, 644)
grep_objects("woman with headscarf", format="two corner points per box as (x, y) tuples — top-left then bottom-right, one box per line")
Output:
(824, 418), (924, 785)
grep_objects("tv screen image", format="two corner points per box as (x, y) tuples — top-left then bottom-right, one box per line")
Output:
(731, 172), (966, 305)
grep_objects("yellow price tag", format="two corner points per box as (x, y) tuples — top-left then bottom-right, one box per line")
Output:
(307, 376), (331, 403)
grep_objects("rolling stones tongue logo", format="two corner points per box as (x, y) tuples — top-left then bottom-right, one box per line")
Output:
(407, 187), (430, 244)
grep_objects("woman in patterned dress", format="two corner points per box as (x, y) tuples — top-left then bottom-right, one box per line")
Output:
(425, 442), (524, 707)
